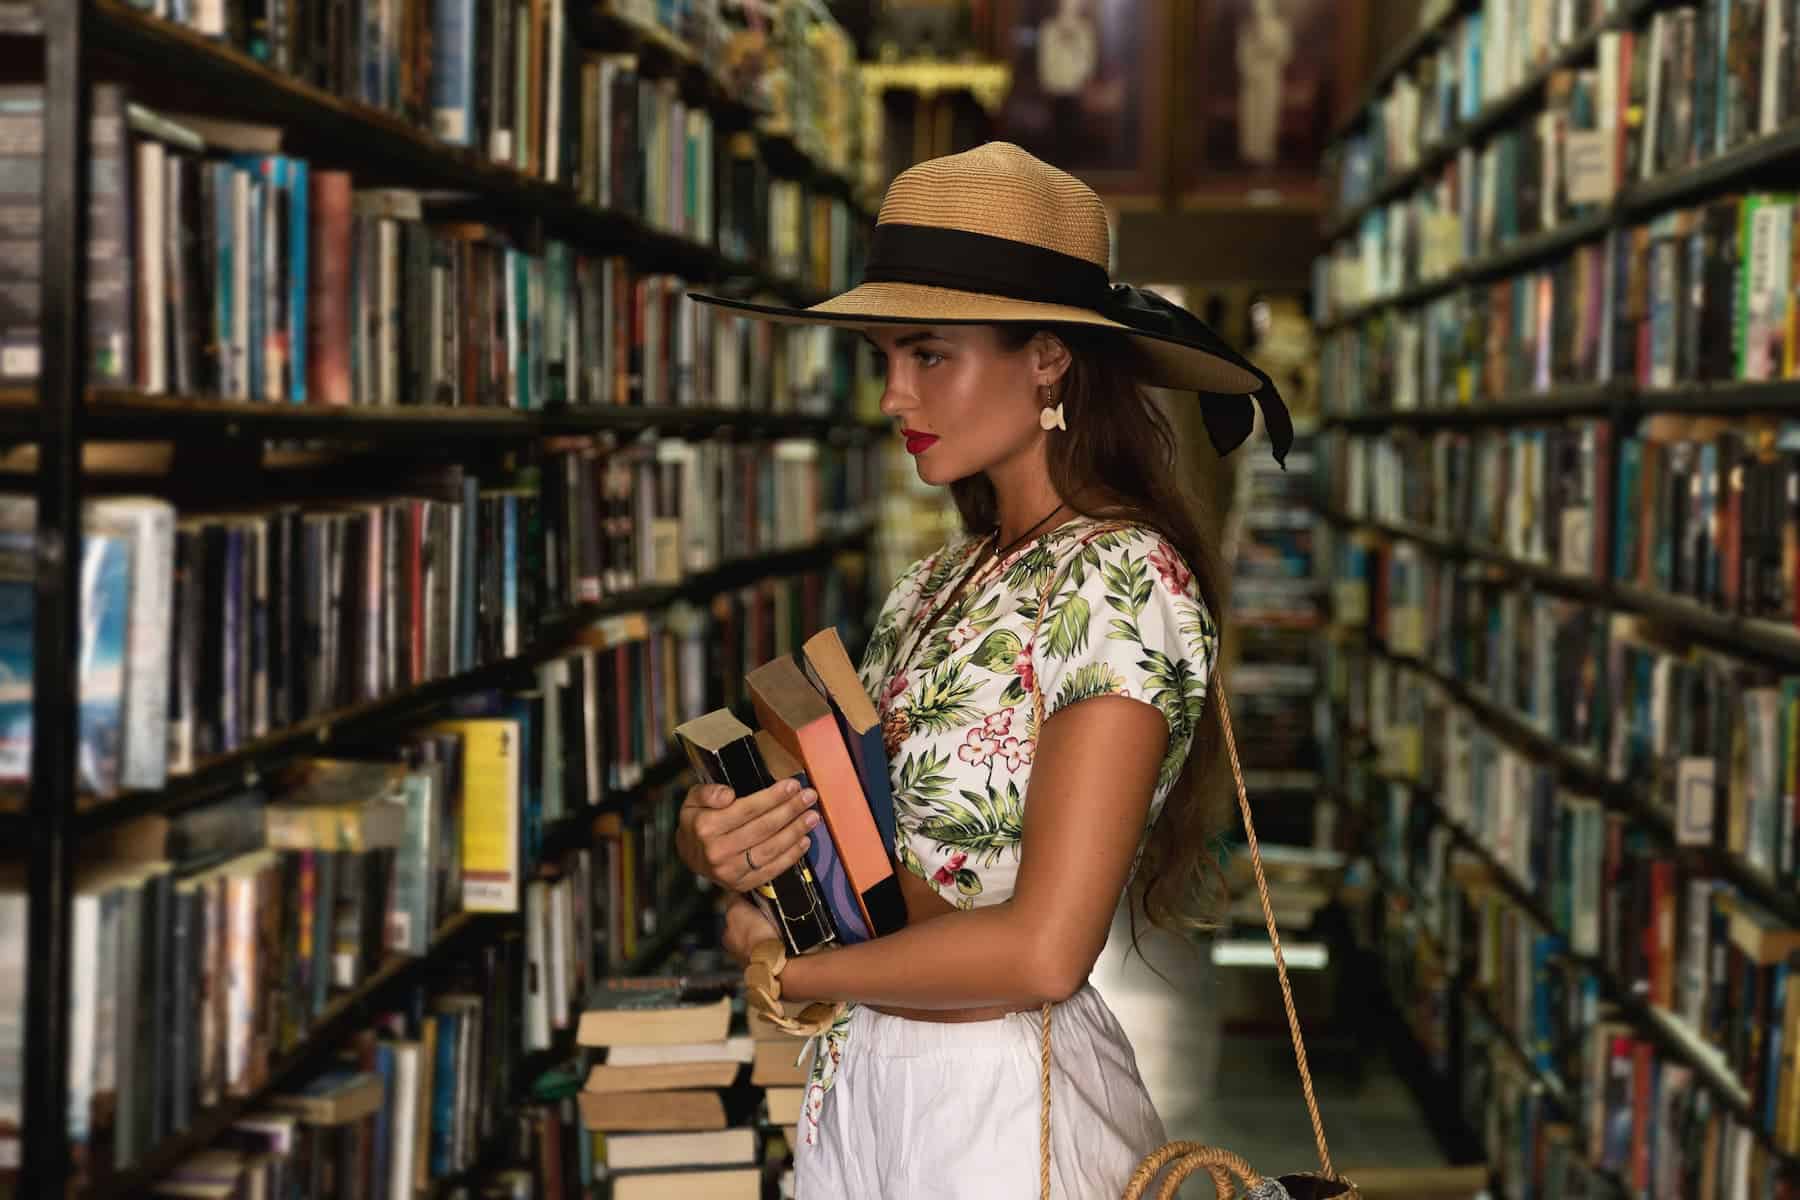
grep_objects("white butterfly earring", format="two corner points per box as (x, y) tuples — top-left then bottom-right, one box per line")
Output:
(1038, 384), (1066, 431)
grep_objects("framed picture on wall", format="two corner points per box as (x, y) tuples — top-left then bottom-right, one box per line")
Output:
(1182, 0), (1360, 202)
(989, 0), (1169, 196)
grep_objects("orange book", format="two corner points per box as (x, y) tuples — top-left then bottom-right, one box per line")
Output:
(746, 657), (906, 936)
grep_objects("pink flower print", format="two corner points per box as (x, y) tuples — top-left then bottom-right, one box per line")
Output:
(982, 708), (1014, 737)
(1013, 642), (1036, 693)
(932, 851), (968, 887)
(958, 727), (999, 766)
(878, 671), (909, 718)
(1149, 540), (1194, 596)
(998, 737), (1034, 771)
(948, 618), (979, 649)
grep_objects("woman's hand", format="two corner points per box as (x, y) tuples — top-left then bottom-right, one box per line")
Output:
(675, 777), (820, 892)
(721, 895), (781, 966)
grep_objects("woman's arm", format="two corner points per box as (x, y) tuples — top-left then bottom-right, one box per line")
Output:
(772, 693), (1168, 1010)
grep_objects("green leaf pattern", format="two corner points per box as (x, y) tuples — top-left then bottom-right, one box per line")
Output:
(866, 520), (1217, 908)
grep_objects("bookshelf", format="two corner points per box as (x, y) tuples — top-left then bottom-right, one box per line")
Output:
(9, 1), (881, 1195)
(1319, 0), (1800, 1192)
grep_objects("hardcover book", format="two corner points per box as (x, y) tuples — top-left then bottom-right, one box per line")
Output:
(673, 708), (837, 957)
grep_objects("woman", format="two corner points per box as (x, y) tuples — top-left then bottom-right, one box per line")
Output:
(675, 142), (1291, 1197)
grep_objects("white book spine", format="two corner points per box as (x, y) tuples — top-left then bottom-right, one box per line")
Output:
(524, 881), (550, 1051)
(390, 1044), (420, 1200)
(137, 141), (167, 393)
(66, 892), (99, 1146)
(92, 500), (175, 791)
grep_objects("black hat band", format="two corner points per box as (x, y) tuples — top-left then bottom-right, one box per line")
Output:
(863, 223), (1113, 310)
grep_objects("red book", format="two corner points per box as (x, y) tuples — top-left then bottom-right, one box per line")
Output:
(747, 656), (906, 937)
(306, 171), (353, 406)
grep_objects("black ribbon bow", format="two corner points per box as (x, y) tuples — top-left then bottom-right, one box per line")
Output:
(1101, 283), (1295, 469)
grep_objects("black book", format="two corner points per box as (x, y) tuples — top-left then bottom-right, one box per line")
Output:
(674, 708), (839, 957)
(198, 522), (229, 759)
(140, 866), (171, 1149)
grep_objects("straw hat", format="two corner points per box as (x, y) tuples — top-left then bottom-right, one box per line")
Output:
(691, 141), (1292, 464)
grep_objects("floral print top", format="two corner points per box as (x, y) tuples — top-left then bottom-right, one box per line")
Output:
(856, 516), (1220, 910)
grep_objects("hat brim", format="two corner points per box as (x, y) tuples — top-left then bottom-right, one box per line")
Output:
(690, 281), (1263, 396)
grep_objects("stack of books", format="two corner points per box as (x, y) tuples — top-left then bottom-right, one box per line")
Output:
(673, 626), (904, 959)
(575, 974), (760, 1199)
(748, 1006), (810, 1161)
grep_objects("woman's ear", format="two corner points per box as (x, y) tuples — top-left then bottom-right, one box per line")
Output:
(1032, 331), (1073, 387)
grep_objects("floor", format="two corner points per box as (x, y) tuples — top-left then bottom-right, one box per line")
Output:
(1089, 905), (1459, 1197)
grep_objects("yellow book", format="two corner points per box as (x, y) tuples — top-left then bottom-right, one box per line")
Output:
(432, 719), (521, 913)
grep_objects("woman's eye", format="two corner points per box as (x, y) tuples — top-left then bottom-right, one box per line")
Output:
(914, 351), (944, 367)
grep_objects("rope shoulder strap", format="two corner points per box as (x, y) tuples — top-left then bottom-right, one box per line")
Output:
(1023, 523), (1340, 1197)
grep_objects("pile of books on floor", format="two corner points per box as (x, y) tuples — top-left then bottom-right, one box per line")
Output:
(575, 972), (762, 1198)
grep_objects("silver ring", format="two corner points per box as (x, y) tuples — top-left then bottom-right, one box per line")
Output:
(745, 848), (756, 873)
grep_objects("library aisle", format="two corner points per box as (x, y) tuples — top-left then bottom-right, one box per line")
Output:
(33, 0), (1798, 1197)
(1093, 908), (1455, 1182)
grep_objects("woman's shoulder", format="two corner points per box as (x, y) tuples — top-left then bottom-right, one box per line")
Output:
(1042, 517), (1205, 605)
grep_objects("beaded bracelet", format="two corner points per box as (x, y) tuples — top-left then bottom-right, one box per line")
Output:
(743, 939), (845, 1037)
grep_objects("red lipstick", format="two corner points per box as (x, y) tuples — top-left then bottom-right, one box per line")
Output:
(903, 428), (939, 455)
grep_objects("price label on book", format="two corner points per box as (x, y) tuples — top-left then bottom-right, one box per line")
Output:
(1564, 131), (1616, 206)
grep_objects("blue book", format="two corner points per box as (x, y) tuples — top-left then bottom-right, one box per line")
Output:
(371, 1043), (394, 1197)
(1614, 437), (1641, 582)
(1766, 957), (1790, 1134)
(76, 525), (131, 797)
(429, 1011), (459, 1178)
(287, 157), (308, 403)
(798, 627), (897, 856)
(755, 730), (868, 945)
(212, 163), (236, 396)
(431, 0), (477, 146)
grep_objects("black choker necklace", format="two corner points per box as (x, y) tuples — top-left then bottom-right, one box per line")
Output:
(992, 501), (1069, 562)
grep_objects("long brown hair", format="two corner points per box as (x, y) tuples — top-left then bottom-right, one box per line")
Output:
(953, 324), (1231, 940)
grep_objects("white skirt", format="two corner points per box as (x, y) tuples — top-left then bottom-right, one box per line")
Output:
(794, 984), (1168, 1198)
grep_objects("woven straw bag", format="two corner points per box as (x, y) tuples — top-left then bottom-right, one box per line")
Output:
(1025, 524), (1359, 1200)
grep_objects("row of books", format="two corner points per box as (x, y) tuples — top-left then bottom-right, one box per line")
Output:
(1323, 183), (1800, 405)
(1326, 422), (1615, 580)
(1362, 553), (1606, 757)
(1327, 414), (1800, 623)
(1616, 417), (1800, 617)
(0, 744), (501, 1176)
(1351, 537), (1800, 872)
(6, 435), (874, 800)
(15, 84), (865, 409)
(1226, 435), (1325, 798)
(121, 0), (862, 202)
(1327, 1), (1800, 307)
(1368, 767), (1800, 1196)
(141, 981), (526, 1198)
(1320, 240), (1612, 412)
(1333, 0), (1619, 209)
(542, 435), (877, 602)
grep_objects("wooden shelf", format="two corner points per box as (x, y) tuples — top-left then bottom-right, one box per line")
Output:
(0, 390), (888, 442)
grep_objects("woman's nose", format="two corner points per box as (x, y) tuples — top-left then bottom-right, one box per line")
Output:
(877, 377), (909, 417)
